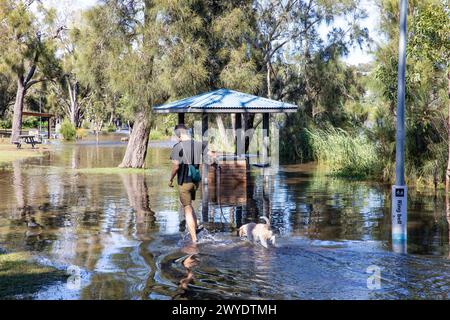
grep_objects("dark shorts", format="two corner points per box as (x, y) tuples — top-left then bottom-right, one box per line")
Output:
(178, 182), (198, 206)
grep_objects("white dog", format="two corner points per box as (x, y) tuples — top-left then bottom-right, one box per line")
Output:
(238, 216), (276, 248)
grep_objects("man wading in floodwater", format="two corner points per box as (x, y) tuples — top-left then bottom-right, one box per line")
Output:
(169, 124), (204, 242)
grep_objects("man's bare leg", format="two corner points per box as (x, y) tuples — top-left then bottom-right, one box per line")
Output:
(184, 205), (198, 242)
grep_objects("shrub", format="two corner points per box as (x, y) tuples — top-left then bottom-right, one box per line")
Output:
(76, 128), (88, 139)
(306, 127), (379, 179)
(60, 119), (76, 141)
(106, 124), (116, 132)
(22, 117), (39, 129)
(149, 130), (164, 141)
(0, 119), (11, 129)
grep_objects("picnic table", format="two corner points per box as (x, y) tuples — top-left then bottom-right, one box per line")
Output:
(13, 135), (42, 149)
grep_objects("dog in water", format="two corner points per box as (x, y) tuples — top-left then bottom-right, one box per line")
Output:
(238, 216), (276, 248)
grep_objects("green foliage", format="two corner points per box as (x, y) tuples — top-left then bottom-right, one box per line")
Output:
(76, 128), (88, 139)
(1, 0), (447, 185)
(85, 100), (107, 132)
(21, 117), (40, 129)
(105, 124), (116, 133)
(60, 118), (76, 141)
(307, 127), (379, 178)
(372, 0), (450, 185)
(0, 73), (14, 118)
(0, 118), (11, 129)
(149, 130), (167, 141)
(0, 0), (61, 81)
(81, 121), (90, 129)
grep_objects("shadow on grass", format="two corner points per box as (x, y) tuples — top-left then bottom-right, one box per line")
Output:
(0, 252), (67, 299)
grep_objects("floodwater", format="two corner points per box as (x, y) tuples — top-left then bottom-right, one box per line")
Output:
(0, 134), (448, 299)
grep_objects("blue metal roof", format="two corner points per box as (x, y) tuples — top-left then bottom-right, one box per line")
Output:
(153, 89), (298, 113)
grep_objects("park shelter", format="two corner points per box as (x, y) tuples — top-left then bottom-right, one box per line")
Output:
(153, 88), (298, 162)
(22, 111), (54, 139)
(156, 88), (298, 221)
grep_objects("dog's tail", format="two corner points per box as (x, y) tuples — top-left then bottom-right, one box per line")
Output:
(238, 226), (244, 237)
(260, 216), (270, 226)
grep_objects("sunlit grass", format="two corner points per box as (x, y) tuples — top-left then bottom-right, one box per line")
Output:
(74, 167), (163, 175)
(0, 251), (67, 299)
(0, 143), (49, 164)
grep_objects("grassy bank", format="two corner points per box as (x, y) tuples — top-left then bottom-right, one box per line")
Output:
(0, 143), (50, 164)
(0, 251), (67, 299)
(74, 167), (163, 175)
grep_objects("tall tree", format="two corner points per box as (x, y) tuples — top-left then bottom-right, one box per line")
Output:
(407, 2), (450, 190)
(0, 0), (62, 142)
(74, 0), (168, 167)
(373, 0), (449, 185)
(256, 0), (368, 100)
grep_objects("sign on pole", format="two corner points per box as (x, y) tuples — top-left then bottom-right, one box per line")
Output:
(391, 0), (408, 252)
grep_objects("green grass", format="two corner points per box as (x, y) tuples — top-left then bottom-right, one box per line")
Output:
(0, 144), (48, 164)
(74, 167), (162, 175)
(0, 251), (67, 299)
(306, 127), (379, 179)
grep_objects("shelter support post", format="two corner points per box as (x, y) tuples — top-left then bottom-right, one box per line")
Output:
(201, 183), (209, 223)
(262, 113), (269, 164)
(235, 113), (242, 156)
(243, 113), (249, 158)
(202, 113), (208, 185)
(47, 118), (51, 139)
(178, 113), (185, 125)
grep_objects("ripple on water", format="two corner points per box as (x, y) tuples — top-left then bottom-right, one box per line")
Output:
(0, 138), (448, 300)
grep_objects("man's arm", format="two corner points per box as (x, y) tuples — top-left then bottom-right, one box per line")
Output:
(169, 160), (179, 187)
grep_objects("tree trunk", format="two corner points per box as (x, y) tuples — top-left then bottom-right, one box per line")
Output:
(118, 112), (151, 168)
(67, 79), (80, 128)
(266, 61), (272, 99)
(121, 173), (155, 239)
(11, 79), (26, 143)
(446, 71), (450, 192)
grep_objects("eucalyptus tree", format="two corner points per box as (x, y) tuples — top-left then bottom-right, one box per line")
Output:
(50, 3), (92, 128)
(74, 0), (167, 167)
(157, 0), (264, 150)
(255, 0), (368, 100)
(74, 0), (266, 167)
(0, 0), (63, 142)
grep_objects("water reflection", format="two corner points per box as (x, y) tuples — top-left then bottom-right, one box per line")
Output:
(0, 136), (449, 300)
(120, 173), (156, 240)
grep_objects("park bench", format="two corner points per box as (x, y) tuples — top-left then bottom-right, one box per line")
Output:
(13, 135), (42, 149)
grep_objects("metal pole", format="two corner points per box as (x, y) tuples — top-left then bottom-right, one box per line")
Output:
(391, 0), (408, 252)
(395, 0), (407, 186)
(235, 113), (242, 156)
(262, 113), (270, 165)
(201, 113), (209, 185)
